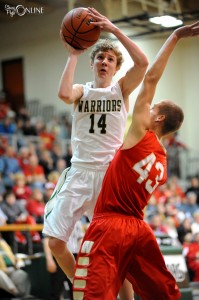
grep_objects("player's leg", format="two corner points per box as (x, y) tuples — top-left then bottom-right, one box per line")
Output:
(48, 237), (76, 281)
(43, 167), (92, 281)
(127, 221), (180, 300)
(73, 217), (124, 300)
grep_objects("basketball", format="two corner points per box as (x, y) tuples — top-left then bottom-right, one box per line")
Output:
(61, 7), (101, 50)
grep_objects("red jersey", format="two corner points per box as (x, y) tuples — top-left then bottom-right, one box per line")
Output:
(26, 199), (45, 217)
(23, 165), (44, 177)
(95, 131), (167, 219)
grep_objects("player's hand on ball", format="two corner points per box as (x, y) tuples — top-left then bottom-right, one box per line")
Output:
(60, 30), (85, 55)
(88, 7), (117, 34)
(61, 7), (100, 49)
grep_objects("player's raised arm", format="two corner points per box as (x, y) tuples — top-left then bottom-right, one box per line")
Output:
(88, 7), (149, 106)
(58, 32), (85, 105)
(128, 21), (199, 140)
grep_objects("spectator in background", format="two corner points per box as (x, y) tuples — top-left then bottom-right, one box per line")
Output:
(185, 176), (199, 205)
(54, 158), (67, 175)
(177, 218), (193, 244)
(22, 117), (37, 136)
(47, 116), (61, 139)
(39, 149), (54, 177)
(0, 145), (22, 189)
(17, 146), (31, 172)
(0, 191), (41, 244)
(182, 232), (193, 257)
(0, 135), (8, 155)
(0, 234), (31, 298)
(35, 139), (47, 159)
(26, 188), (45, 224)
(59, 115), (72, 139)
(12, 172), (32, 207)
(23, 153), (46, 191)
(153, 182), (171, 204)
(0, 114), (16, 135)
(149, 213), (168, 236)
(16, 106), (30, 124)
(164, 216), (179, 240)
(167, 175), (186, 199)
(0, 173), (6, 199)
(47, 171), (60, 186)
(145, 195), (158, 221)
(51, 142), (64, 169)
(164, 201), (180, 229)
(43, 182), (56, 204)
(185, 232), (199, 282)
(15, 106), (31, 149)
(0, 91), (9, 120)
(191, 211), (199, 235)
(0, 207), (7, 226)
(26, 142), (37, 156)
(178, 191), (199, 219)
(15, 118), (27, 149)
(36, 120), (55, 151)
(163, 132), (188, 178)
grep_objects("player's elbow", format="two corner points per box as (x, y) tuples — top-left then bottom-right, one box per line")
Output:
(141, 57), (149, 69)
(58, 90), (73, 104)
(144, 71), (158, 85)
(136, 57), (149, 70)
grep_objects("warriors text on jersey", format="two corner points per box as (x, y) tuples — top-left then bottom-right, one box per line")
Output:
(71, 81), (127, 166)
(95, 131), (167, 219)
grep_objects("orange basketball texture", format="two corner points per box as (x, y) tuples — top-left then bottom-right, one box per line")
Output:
(61, 7), (101, 50)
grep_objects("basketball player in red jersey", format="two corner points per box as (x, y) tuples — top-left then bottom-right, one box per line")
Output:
(73, 22), (199, 300)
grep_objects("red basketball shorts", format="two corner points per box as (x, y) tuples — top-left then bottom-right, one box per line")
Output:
(73, 213), (181, 300)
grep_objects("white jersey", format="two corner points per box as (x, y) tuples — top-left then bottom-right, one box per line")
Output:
(71, 81), (127, 166)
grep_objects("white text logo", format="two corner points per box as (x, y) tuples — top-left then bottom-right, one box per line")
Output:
(5, 4), (44, 17)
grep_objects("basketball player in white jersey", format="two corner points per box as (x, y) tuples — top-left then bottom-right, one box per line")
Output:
(43, 7), (148, 298)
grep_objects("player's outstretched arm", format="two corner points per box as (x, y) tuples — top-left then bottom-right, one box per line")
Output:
(131, 21), (199, 134)
(88, 7), (149, 104)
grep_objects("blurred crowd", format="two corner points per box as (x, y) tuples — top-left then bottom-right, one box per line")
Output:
(0, 104), (75, 244)
(145, 175), (199, 282)
(0, 103), (88, 298)
(1, 102), (199, 295)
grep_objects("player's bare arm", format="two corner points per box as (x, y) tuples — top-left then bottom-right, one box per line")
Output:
(88, 7), (149, 105)
(58, 32), (85, 104)
(124, 21), (199, 149)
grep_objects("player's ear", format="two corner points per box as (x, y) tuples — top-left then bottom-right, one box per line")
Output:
(116, 65), (120, 72)
(156, 115), (165, 122)
(114, 66), (120, 76)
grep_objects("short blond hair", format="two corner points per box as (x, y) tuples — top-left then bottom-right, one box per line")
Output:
(89, 39), (124, 69)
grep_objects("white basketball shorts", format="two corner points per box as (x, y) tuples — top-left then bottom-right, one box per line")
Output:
(42, 164), (108, 242)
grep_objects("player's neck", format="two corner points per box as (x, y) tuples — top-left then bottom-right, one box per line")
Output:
(154, 131), (166, 153)
(93, 78), (112, 89)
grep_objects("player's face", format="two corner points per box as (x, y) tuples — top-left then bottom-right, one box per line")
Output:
(149, 103), (162, 128)
(92, 50), (118, 80)
(150, 104), (158, 119)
